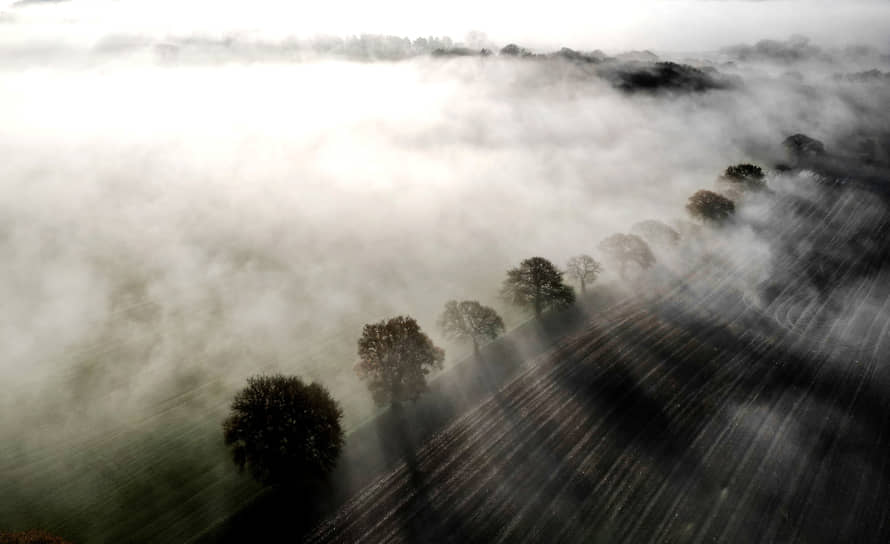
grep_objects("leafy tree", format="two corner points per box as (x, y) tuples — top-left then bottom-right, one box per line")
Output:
(501, 257), (575, 316)
(686, 189), (736, 224)
(722, 163), (766, 190)
(630, 220), (680, 247)
(438, 300), (505, 355)
(0, 531), (74, 544)
(356, 316), (445, 407)
(783, 133), (825, 158)
(598, 233), (656, 279)
(500, 43), (532, 57)
(565, 255), (603, 295)
(223, 374), (344, 486)
(724, 163), (763, 181)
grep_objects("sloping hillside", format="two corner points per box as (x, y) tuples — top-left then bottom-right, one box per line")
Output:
(305, 174), (890, 543)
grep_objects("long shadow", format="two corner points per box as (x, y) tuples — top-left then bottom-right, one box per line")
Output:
(642, 296), (890, 543)
(197, 292), (620, 543)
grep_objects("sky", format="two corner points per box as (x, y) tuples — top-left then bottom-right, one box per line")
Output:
(2, 0), (890, 52)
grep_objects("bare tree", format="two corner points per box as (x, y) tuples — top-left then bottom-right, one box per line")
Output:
(565, 255), (603, 295)
(223, 375), (344, 486)
(598, 233), (656, 279)
(356, 316), (445, 407)
(438, 300), (505, 355)
(501, 257), (575, 317)
(631, 220), (680, 247)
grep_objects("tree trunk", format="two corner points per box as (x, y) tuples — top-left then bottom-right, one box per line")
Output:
(390, 371), (402, 408)
(534, 286), (542, 317)
(472, 337), (480, 357)
(581, 278), (586, 295)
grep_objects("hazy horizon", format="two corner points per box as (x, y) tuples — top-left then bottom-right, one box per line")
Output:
(2, 0), (890, 54)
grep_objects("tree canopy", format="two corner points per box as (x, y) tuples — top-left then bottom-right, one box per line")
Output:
(724, 163), (763, 181)
(686, 189), (736, 224)
(222, 374), (344, 486)
(438, 300), (505, 354)
(783, 133), (825, 158)
(630, 220), (680, 247)
(501, 257), (575, 316)
(721, 163), (767, 191)
(356, 316), (445, 407)
(500, 43), (532, 57)
(565, 255), (603, 295)
(598, 233), (656, 279)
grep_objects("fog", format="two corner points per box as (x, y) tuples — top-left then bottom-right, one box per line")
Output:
(2, 6), (890, 540)
(2, 47), (883, 430)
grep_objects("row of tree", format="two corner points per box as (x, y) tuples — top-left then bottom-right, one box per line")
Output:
(221, 162), (769, 488)
(219, 255), (581, 486)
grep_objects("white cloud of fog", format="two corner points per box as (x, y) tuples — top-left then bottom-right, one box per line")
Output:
(2, 48), (888, 438)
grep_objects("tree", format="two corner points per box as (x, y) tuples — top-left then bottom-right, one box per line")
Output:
(565, 255), (603, 295)
(783, 133), (825, 158)
(438, 300), (505, 355)
(721, 163), (766, 191)
(686, 189), (736, 224)
(501, 257), (575, 316)
(356, 316), (445, 407)
(0, 531), (74, 544)
(723, 163), (763, 181)
(223, 374), (344, 486)
(500, 43), (532, 57)
(631, 220), (680, 247)
(598, 233), (656, 279)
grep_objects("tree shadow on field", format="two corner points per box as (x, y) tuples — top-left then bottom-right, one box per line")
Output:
(199, 293), (619, 543)
(622, 297), (890, 542)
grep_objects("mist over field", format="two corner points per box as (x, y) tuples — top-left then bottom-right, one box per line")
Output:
(2, 1), (890, 542)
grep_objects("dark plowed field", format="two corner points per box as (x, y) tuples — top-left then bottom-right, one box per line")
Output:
(307, 177), (890, 543)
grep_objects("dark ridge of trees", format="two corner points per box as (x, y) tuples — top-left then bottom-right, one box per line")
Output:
(832, 69), (890, 83)
(552, 47), (607, 63)
(222, 375), (344, 486)
(437, 300), (505, 355)
(565, 254), (603, 295)
(356, 316), (445, 407)
(430, 47), (480, 57)
(631, 220), (681, 247)
(0, 531), (74, 544)
(600, 61), (737, 93)
(598, 233), (656, 279)
(784, 133), (826, 158)
(615, 50), (659, 63)
(686, 189), (736, 224)
(501, 257), (575, 317)
(721, 36), (823, 64)
(499, 43), (534, 57)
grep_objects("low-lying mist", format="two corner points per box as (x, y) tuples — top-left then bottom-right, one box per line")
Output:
(2, 36), (890, 540)
(2, 41), (889, 431)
